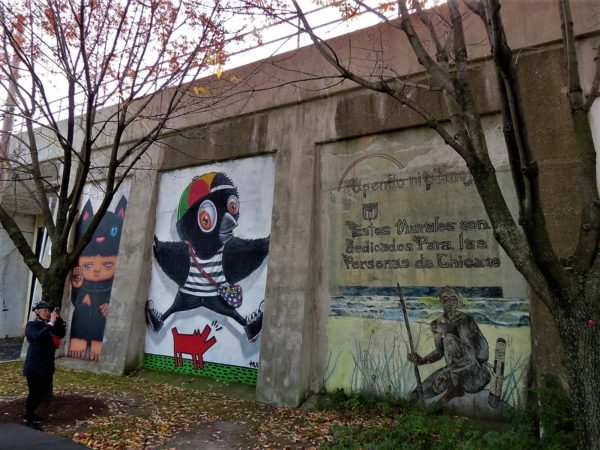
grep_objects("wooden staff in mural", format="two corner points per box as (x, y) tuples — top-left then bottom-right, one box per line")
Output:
(397, 283), (424, 403)
(146, 172), (269, 342)
(408, 286), (491, 402)
(69, 196), (127, 361)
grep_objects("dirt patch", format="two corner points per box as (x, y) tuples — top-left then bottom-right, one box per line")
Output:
(157, 421), (250, 450)
(0, 393), (109, 431)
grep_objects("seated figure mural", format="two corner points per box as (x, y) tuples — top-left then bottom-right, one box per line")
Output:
(408, 286), (491, 402)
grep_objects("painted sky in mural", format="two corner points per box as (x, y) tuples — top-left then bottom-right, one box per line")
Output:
(68, 183), (130, 362)
(145, 155), (275, 372)
(320, 125), (531, 416)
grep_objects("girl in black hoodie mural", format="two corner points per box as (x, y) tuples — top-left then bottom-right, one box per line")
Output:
(69, 196), (127, 361)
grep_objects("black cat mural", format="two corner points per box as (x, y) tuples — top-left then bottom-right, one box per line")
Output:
(69, 195), (127, 361)
(146, 172), (269, 342)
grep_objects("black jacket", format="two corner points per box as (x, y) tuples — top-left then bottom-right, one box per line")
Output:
(23, 317), (66, 376)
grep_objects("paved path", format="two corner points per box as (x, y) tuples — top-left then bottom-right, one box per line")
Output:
(0, 423), (89, 449)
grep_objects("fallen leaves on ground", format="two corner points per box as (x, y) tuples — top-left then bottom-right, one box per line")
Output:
(0, 361), (381, 449)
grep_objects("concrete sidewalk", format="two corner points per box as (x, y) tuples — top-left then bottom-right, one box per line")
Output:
(0, 423), (88, 449)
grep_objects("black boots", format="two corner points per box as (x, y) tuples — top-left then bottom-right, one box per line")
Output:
(145, 300), (164, 333)
(22, 415), (43, 431)
(244, 303), (264, 342)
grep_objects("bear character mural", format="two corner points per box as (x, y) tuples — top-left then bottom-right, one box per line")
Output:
(146, 172), (269, 342)
(69, 195), (127, 361)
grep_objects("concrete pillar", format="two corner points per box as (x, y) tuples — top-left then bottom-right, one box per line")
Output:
(99, 164), (161, 375)
(256, 100), (336, 407)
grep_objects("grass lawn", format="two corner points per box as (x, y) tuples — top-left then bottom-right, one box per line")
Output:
(0, 360), (574, 449)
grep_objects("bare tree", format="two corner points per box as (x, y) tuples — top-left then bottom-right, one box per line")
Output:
(254, 0), (600, 447)
(0, 0), (255, 305)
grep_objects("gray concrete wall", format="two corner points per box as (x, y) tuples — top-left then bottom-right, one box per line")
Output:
(517, 45), (588, 390)
(0, 215), (36, 338)
(72, 3), (598, 407)
(99, 164), (162, 375)
(1, 0), (597, 411)
(118, 45), (589, 409)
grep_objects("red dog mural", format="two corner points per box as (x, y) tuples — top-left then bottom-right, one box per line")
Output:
(172, 326), (216, 369)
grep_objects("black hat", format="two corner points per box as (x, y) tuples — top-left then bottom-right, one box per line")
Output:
(32, 301), (52, 311)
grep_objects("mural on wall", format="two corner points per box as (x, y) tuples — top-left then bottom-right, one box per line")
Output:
(69, 194), (128, 361)
(321, 125), (530, 415)
(144, 156), (275, 383)
(172, 326), (216, 370)
(406, 286), (492, 402)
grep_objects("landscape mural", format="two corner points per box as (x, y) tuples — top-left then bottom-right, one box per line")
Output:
(144, 155), (275, 383)
(321, 127), (530, 416)
(68, 186), (130, 362)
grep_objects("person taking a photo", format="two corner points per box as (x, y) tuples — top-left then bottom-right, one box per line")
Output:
(22, 299), (66, 430)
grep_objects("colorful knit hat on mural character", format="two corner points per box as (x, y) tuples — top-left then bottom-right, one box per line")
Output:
(177, 172), (239, 221)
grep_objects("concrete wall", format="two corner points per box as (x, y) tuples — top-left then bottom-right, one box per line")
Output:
(0, 215), (35, 338)
(99, 167), (160, 376)
(2, 0), (597, 413)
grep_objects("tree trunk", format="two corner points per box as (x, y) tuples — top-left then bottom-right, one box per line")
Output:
(40, 268), (68, 309)
(555, 302), (600, 449)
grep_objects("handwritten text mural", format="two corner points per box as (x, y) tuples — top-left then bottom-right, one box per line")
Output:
(320, 126), (530, 417)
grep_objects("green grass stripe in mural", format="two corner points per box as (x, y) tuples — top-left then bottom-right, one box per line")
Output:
(143, 353), (257, 385)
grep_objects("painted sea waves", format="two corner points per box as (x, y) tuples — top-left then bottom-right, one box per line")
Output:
(330, 286), (529, 327)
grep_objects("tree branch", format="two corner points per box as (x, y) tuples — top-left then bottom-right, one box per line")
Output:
(557, 0), (600, 273)
(396, 0), (456, 95)
(0, 204), (44, 280)
(470, 0), (566, 292)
